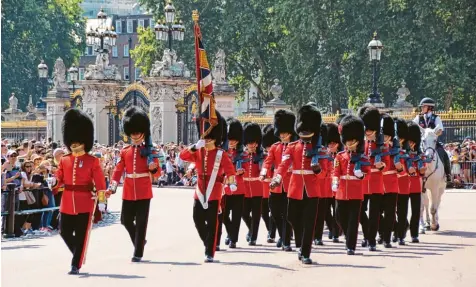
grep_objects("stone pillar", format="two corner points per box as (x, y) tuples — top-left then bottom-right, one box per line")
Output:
(214, 83), (237, 119)
(43, 95), (69, 143)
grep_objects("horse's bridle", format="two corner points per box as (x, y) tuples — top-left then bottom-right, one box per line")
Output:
(423, 146), (440, 187)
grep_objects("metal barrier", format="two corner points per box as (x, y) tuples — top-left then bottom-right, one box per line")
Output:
(451, 160), (476, 189)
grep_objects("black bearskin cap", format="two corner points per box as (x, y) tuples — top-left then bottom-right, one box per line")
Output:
(296, 104), (322, 137)
(340, 115), (365, 147)
(196, 110), (225, 144)
(327, 123), (341, 144)
(273, 110), (296, 138)
(262, 124), (279, 148)
(358, 104), (380, 132)
(320, 123), (328, 146)
(382, 114), (395, 137)
(407, 122), (422, 146)
(123, 107), (150, 137)
(227, 117), (243, 143)
(336, 114), (347, 125)
(243, 122), (262, 146)
(62, 108), (94, 153)
(394, 118), (409, 140)
(220, 116), (228, 147)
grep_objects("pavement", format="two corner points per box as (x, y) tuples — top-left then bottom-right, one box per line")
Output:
(2, 187), (476, 287)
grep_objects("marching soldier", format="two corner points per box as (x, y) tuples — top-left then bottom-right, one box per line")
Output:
(52, 109), (107, 274)
(108, 107), (161, 262)
(332, 115), (371, 255)
(260, 110), (295, 251)
(261, 124), (278, 243)
(359, 105), (388, 251)
(241, 123), (264, 246)
(271, 104), (327, 264)
(180, 111), (237, 262)
(413, 97), (451, 182)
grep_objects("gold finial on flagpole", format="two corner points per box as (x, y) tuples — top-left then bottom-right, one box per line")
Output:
(192, 10), (199, 22)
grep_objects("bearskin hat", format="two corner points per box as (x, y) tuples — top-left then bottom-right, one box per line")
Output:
(407, 121), (422, 147)
(196, 110), (225, 144)
(123, 107), (150, 138)
(262, 124), (279, 148)
(320, 123), (328, 146)
(336, 114), (347, 125)
(394, 118), (409, 140)
(243, 122), (262, 146)
(220, 116), (228, 147)
(327, 122), (341, 144)
(273, 109), (296, 138)
(339, 115), (365, 149)
(358, 104), (380, 132)
(296, 104), (322, 138)
(227, 117), (243, 143)
(306, 101), (318, 107)
(381, 114), (395, 137)
(62, 108), (94, 153)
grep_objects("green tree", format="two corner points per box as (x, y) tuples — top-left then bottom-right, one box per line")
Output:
(130, 26), (163, 77)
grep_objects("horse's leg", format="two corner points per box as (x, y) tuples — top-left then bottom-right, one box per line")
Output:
(433, 187), (445, 231)
(419, 192), (428, 234)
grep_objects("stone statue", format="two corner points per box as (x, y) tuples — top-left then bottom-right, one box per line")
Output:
(52, 58), (69, 91)
(8, 93), (19, 112)
(27, 95), (35, 112)
(85, 52), (121, 80)
(151, 106), (162, 142)
(395, 80), (412, 108)
(270, 79), (283, 100)
(150, 49), (190, 78)
(213, 49), (226, 84)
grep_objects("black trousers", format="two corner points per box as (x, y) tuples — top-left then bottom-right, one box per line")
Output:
(223, 194), (244, 243)
(367, 194), (383, 246)
(327, 198), (341, 238)
(60, 212), (91, 269)
(242, 196), (262, 242)
(359, 194), (370, 240)
(336, 199), (361, 251)
(287, 192), (318, 258)
(396, 194), (409, 240)
(314, 197), (330, 240)
(269, 191), (292, 246)
(409, 193), (421, 238)
(193, 199), (219, 257)
(121, 199), (151, 258)
(51, 192), (63, 230)
(261, 198), (276, 239)
(380, 193), (398, 244)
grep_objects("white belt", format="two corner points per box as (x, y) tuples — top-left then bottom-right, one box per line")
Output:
(383, 170), (397, 175)
(397, 173), (408, 178)
(371, 169), (381, 173)
(263, 178), (272, 182)
(244, 177), (260, 181)
(292, 170), (314, 175)
(126, 173), (150, 179)
(340, 175), (361, 180)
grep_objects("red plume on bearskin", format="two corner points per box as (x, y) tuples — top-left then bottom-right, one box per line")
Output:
(62, 108), (94, 153)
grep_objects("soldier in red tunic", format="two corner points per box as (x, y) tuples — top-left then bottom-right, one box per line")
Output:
(332, 115), (371, 255)
(260, 124), (278, 243)
(271, 104), (326, 264)
(260, 110), (295, 251)
(180, 111), (236, 262)
(241, 123), (264, 246)
(359, 105), (388, 251)
(52, 109), (107, 275)
(108, 107), (160, 262)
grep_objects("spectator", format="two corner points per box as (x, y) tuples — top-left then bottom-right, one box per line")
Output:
(165, 156), (174, 185)
(157, 170), (168, 187)
(2, 150), (22, 236)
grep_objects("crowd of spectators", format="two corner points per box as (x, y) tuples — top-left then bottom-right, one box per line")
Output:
(444, 137), (476, 188)
(1, 137), (197, 238)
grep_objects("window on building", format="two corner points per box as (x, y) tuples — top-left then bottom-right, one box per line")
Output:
(138, 19), (144, 28)
(124, 44), (129, 57)
(135, 67), (141, 80)
(85, 46), (94, 56)
(123, 66), (129, 80)
(116, 20), (122, 33)
(127, 19), (133, 33)
(112, 46), (118, 58)
(150, 18), (154, 28)
(79, 68), (85, 80)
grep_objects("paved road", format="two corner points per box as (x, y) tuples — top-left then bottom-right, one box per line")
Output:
(2, 188), (476, 287)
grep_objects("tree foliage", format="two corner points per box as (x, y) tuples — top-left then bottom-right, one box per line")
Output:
(1, 0), (85, 110)
(130, 26), (163, 77)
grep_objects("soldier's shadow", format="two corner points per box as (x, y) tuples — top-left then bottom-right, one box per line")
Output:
(79, 273), (145, 279)
(310, 262), (385, 269)
(221, 261), (295, 271)
(140, 260), (200, 266)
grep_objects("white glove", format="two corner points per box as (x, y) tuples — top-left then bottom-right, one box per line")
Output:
(354, 169), (364, 178)
(195, 139), (206, 149)
(229, 184), (237, 192)
(98, 203), (106, 212)
(332, 184), (339, 192)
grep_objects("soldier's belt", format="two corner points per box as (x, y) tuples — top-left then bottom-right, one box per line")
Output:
(126, 173), (150, 179)
(292, 170), (314, 175)
(340, 175), (360, 180)
(263, 178), (272, 182)
(64, 184), (93, 192)
(244, 177), (260, 181)
(397, 173), (408, 178)
(371, 169), (381, 173)
(383, 170), (397, 175)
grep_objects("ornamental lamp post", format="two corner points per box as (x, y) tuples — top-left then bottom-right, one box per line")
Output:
(154, 1), (184, 50)
(37, 60), (48, 109)
(86, 8), (117, 54)
(68, 65), (78, 93)
(367, 32), (384, 105)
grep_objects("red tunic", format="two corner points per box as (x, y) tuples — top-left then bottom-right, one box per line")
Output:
(397, 149), (410, 195)
(362, 141), (388, 195)
(55, 153), (106, 215)
(180, 147), (235, 201)
(223, 148), (246, 196)
(382, 144), (399, 194)
(242, 151), (263, 198)
(275, 140), (327, 200)
(333, 151), (371, 200)
(409, 152), (424, 194)
(319, 152), (334, 198)
(261, 142), (292, 193)
(111, 145), (160, 201)
(261, 158), (274, 198)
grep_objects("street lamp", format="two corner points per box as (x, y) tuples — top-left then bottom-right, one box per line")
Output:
(86, 8), (117, 54)
(37, 60), (48, 109)
(68, 65), (78, 93)
(154, 1), (185, 50)
(367, 31), (384, 105)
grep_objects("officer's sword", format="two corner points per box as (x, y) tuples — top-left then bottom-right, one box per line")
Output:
(82, 193), (99, 265)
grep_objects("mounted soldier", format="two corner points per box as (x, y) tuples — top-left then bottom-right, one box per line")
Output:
(412, 97), (451, 182)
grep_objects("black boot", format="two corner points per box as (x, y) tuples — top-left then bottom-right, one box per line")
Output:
(68, 266), (80, 275)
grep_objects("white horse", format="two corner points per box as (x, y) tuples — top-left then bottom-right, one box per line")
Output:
(419, 125), (446, 232)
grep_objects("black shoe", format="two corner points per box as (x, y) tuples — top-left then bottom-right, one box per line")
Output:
(131, 256), (142, 262)
(369, 245), (377, 251)
(314, 239), (323, 246)
(248, 241), (256, 246)
(392, 236), (398, 243)
(446, 174), (452, 182)
(328, 233), (333, 240)
(384, 242), (392, 248)
(297, 250), (302, 260)
(398, 239), (405, 246)
(267, 237), (275, 243)
(246, 233), (251, 243)
(377, 237), (384, 245)
(68, 266), (80, 275)
(204, 255), (214, 263)
(302, 257), (312, 264)
(283, 245), (293, 252)
(347, 249), (355, 255)
(225, 237), (230, 246)
(229, 242), (236, 249)
(332, 237), (340, 243)
(412, 237), (419, 243)
(276, 238), (283, 248)
(216, 246), (221, 251)
(361, 239), (368, 247)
